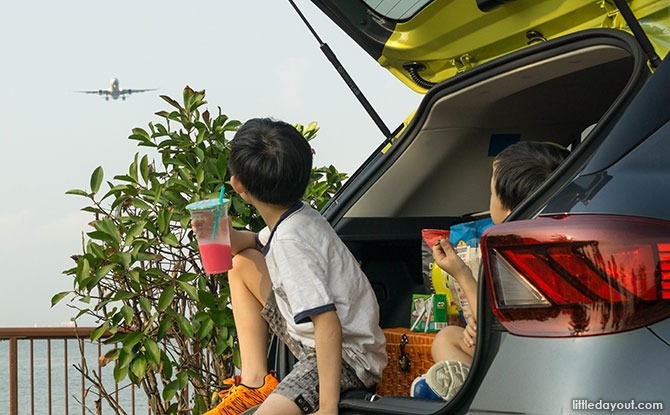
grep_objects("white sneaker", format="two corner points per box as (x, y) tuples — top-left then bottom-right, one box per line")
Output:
(423, 360), (471, 401)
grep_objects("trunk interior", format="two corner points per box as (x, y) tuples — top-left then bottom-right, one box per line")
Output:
(331, 39), (640, 331)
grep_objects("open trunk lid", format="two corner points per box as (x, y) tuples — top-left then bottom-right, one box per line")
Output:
(310, 0), (670, 92)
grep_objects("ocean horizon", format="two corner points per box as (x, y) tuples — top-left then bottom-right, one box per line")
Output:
(0, 339), (150, 414)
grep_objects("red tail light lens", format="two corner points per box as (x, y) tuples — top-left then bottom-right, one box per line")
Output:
(481, 214), (670, 337)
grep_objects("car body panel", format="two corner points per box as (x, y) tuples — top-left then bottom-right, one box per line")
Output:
(471, 329), (670, 414)
(311, 0), (670, 92)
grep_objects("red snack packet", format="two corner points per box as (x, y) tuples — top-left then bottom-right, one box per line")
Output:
(421, 229), (450, 247)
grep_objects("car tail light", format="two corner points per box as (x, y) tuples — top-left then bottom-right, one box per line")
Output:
(481, 214), (670, 337)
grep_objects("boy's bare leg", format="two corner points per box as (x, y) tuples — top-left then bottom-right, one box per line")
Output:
(431, 326), (474, 365)
(254, 394), (302, 415)
(229, 248), (273, 387)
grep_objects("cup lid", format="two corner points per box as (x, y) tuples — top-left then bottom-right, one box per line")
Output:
(185, 198), (230, 211)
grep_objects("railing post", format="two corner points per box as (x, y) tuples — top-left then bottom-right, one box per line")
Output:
(9, 337), (18, 415)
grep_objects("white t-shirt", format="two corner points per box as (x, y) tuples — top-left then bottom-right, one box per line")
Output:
(258, 202), (387, 387)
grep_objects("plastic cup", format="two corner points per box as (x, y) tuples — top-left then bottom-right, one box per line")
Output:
(186, 198), (232, 274)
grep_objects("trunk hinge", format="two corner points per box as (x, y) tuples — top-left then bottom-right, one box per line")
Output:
(286, 0), (403, 143)
(604, 0), (662, 68)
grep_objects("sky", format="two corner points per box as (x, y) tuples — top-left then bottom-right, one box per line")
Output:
(0, 1), (420, 327)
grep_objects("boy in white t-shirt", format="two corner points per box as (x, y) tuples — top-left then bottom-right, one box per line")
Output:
(203, 118), (386, 415)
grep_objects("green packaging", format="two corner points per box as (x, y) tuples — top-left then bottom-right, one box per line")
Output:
(410, 293), (448, 332)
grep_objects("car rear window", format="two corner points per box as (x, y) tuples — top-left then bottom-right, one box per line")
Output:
(362, 0), (432, 21)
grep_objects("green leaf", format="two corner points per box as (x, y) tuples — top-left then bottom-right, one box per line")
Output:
(176, 272), (198, 282)
(176, 314), (194, 338)
(209, 309), (235, 327)
(94, 218), (122, 246)
(129, 155), (139, 182)
(122, 332), (143, 350)
(162, 380), (179, 402)
(157, 316), (173, 340)
(90, 321), (109, 342)
(90, 166), (104, 194)
(103, 348), (121, 362)
(125, 221), (146, 242)
(117, 347), (134, 368)
(233, 345), (242, 369)
(120, 305), (134, 325)
(94, 263), (116, 279)
(128, 269), (140, 283)
(158, 286), (175, 311)
(113, 364), (129, 383)
(76, 259), (91, 289)
(222, 119), (242, 132)
(130, 355), (147, 380)
(129, 127), (151, 142)
(65, 189), (89, 197)
(162, 233), (179, 247)
(113, 291), (135, 301)
(131, 198), (152, 210)
(160, 95), (183, 111)
(140, 155), (150, 183)
(115, 252), (132, 269)
(144, 339), (161, 366)
(86, 241), (106, 259)
(176, 371), (189, 388)
(86, 231), (117, 245)
(88, 263), (115, 289)
(50, 291), (70, 307)
(103, 331), (127, 345)
(198, 290), (216, 309)
(177, 281), (198, 301)
(161, 352), (173, 379)
(139, 296), (152, 313)
(214, 336), (229, 355)
(197, 318), (214, 341)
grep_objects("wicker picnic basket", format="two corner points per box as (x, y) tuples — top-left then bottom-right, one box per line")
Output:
(376, 327), (437, 396)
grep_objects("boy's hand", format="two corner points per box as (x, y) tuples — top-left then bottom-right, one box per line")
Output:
(432, 239), (470, 279)
(191, 217), (258, 255)
(462, 316), (477, 348)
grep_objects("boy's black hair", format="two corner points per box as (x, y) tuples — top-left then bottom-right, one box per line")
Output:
(229, 118), (312, 206)
(493, 141), (570, 211)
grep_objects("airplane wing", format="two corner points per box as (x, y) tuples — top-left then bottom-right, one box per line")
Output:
(75, 90), (111, 96)
(120, 88), (157, 96)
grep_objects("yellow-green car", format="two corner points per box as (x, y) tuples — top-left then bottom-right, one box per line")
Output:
(277, 1), (670, 414)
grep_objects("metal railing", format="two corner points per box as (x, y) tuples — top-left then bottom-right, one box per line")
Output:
(0, 327), (146, 415)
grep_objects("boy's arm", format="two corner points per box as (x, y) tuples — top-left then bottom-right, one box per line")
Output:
(191, 217), (259, 254)
(228, 218), (260, 255)
(311, 310), (342, 415)
(433, 239), (479, 321)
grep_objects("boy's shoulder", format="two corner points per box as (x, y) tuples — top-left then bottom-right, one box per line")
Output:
(276, 203), (337, 241)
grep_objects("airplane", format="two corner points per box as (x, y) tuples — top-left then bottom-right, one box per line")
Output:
(76, 78), (156, 101)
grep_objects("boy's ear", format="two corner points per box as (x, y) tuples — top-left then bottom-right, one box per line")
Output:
(230, 176), (247, 194)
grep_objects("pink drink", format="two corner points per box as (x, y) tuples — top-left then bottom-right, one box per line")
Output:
(198, 243), (233, 274)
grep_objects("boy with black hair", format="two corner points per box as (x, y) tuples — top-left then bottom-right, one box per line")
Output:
(203, 118), (386, 415)
(413, 141), (569, 401)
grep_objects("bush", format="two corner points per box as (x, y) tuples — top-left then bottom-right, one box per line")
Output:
(54, 86), (347, 414)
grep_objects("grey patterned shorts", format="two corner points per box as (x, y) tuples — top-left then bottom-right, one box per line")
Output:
(260, 291), (366, 414)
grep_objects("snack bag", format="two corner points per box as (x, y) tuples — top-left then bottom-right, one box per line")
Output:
(447, 218), (494, 322)
(410, 293), (448, 332)
(421, 229), (461, 325)
(420, 229), (450, 292)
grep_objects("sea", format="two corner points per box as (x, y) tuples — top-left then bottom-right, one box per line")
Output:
(0, 339), (150, 414)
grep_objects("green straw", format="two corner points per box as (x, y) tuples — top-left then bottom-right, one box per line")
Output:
(211, 187), (225, 239)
